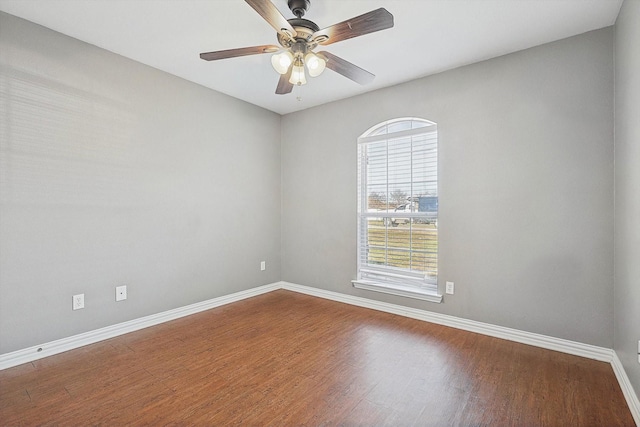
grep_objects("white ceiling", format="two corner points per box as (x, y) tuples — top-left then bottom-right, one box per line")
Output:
(0, 0), (622, 115)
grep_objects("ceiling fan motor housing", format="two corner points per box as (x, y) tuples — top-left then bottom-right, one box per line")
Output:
(277, 18), (319, 48)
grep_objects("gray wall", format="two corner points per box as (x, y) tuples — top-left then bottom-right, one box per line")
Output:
(282, 28), (615, 348)
(615, 0), (640, 400)
(0, 12), (282, 353)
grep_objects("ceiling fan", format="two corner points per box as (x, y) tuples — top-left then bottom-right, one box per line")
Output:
(199, 0), (394, 94)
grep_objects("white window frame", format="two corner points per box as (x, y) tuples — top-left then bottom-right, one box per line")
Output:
(352, 118), (442, 303)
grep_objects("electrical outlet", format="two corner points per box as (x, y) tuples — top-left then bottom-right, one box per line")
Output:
(72, 294), (85, 310)
(116, 285), (127, 302)
(260, 261), (266, 271)
(445, 281), (455, 295)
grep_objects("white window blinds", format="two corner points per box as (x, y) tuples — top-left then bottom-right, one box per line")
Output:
(357, 118), (438, 291)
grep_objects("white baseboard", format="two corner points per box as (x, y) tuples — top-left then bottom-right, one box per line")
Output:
(0, 280), (616, 367)
(2, 280), (638, 425)
(280, 281), (613, 362)
(612, 352), (640, 425)
(0, 282), (280, 370)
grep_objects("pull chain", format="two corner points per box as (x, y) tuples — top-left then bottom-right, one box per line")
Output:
(295, 83), (303, 102)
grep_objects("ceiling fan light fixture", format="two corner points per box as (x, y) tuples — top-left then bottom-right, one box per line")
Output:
(271, 51), (293, 74)
(200, 1), (394, 95)
(305, 52), (326, 77)
(289, 63), (307, 86)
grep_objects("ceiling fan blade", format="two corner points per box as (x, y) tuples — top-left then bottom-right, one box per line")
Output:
(245, 0), (297, 39)
(276, 66), (294, 94)
(318, 51), (375, 85)
(200, 45), (280, 61)
(312, 8), (393, 46)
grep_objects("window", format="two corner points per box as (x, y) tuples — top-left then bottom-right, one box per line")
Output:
(353, 118), (440, 302)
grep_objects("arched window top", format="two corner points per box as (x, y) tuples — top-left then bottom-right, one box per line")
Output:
(360, 117), (436, 139)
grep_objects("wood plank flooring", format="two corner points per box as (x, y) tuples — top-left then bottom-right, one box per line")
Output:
(0, 290), (634, 426)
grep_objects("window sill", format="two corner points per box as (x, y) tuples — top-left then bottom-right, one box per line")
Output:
(351, 280), (443, 303)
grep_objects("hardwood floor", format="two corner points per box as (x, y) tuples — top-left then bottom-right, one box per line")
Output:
(0, 290), (634, 426)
